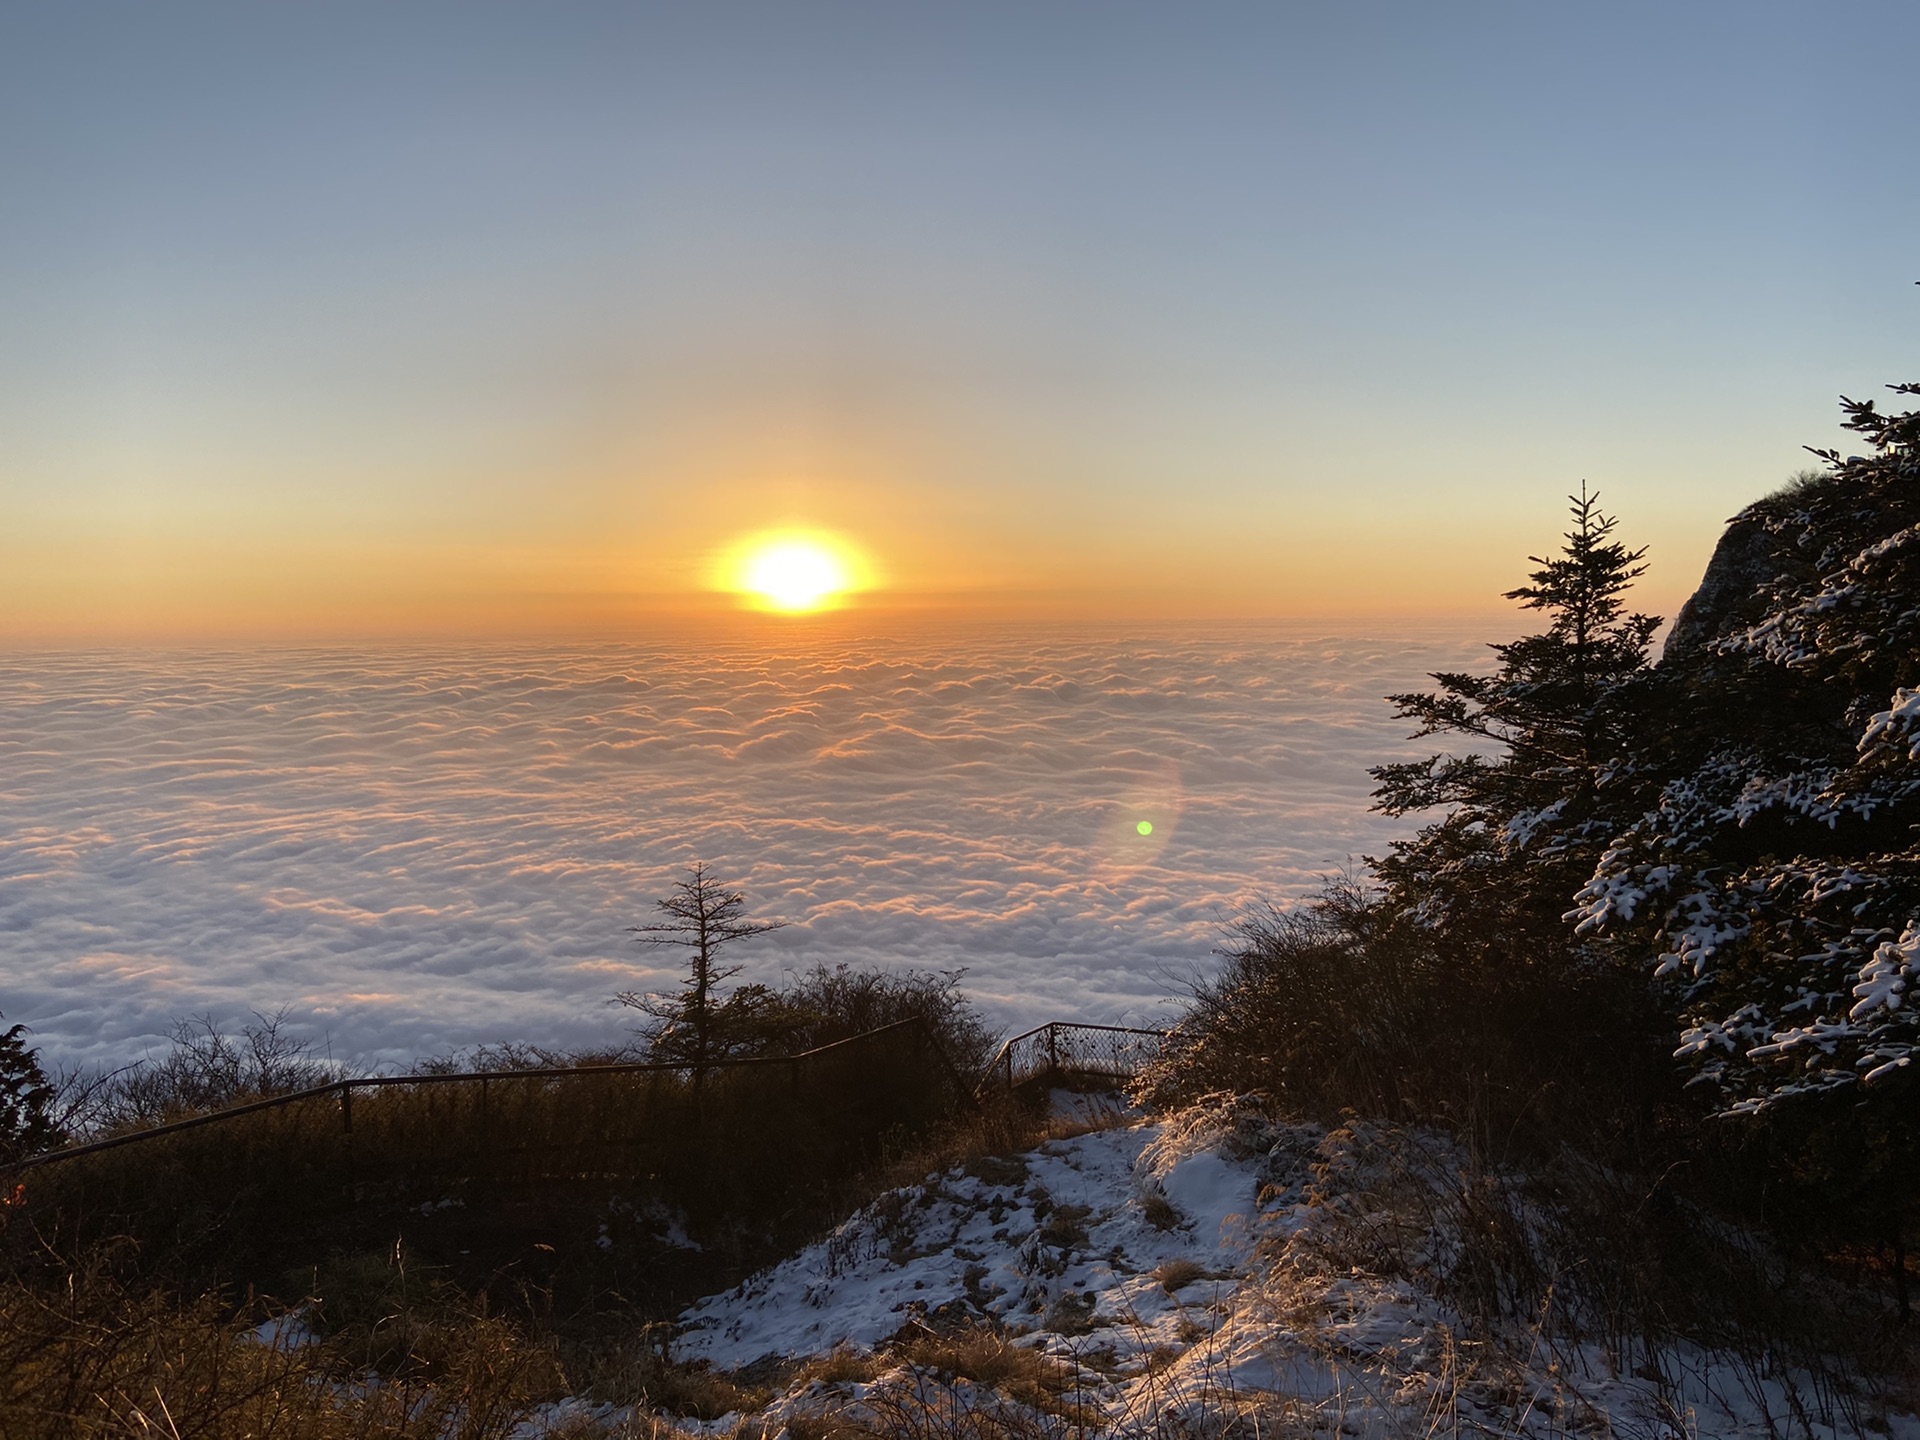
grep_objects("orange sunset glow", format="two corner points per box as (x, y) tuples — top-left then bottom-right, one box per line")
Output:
(0, 6), (1904, 646)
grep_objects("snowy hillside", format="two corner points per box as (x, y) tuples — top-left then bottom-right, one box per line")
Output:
(664, 1096), (1917, 1440)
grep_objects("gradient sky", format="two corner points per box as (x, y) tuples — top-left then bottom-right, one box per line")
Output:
(3, 1), (1917, 638)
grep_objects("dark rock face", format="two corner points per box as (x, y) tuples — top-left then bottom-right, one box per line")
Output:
(1661, 512), (1811, 663)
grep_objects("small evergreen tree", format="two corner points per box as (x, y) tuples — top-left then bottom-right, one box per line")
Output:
(1137, 487), (1673, 1152)
(616, 863), (789, 1070)
(0, 1013), (61, 1163)
(1370, 484), (1661, 950)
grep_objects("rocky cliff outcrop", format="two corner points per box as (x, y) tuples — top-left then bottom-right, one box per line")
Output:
(1661, 501), (1816, 664)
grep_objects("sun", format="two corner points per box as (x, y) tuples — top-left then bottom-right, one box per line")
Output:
(715, 530), (872, 613)
(744, 539), (845, 611)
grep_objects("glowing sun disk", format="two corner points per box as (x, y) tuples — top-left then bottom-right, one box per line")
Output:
(716, 531), (871, 613)
(747, 542), (843, 610)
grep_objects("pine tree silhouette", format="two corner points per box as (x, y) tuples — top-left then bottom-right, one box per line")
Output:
(0, 1013), (60, 1163)
(615, 863), (787, 1075)
(1369, 485), (1659, 946)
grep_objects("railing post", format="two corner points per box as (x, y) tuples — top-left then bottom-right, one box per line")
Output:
(1048, 1024), (1059, 1079)
(340, 1084), (353, 1134)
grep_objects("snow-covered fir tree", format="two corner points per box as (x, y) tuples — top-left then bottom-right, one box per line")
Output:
(1571, 383), (1920, 1112)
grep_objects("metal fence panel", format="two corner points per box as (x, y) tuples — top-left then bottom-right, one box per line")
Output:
(983, 1022), (1166, 1092)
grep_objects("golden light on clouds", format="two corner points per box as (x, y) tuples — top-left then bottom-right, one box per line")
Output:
(713, 529), (875, 613)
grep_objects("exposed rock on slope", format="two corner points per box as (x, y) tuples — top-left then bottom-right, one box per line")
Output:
(1662, 506), (1810, 662)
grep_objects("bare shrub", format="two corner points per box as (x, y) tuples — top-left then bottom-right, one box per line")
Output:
(67, 1009), (338, 1135)
(1134, 877), (1672, 1170)
(781, 965), (999, 1077)
(415, 1040), (631, 1074)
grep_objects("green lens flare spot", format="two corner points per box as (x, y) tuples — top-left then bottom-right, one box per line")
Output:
(1136, 820), (1154, 836)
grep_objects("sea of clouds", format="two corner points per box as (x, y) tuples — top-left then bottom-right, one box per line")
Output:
(0, 626), (1490, 1070)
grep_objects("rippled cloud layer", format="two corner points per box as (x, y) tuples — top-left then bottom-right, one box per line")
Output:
(0, 628), (1487, 1068)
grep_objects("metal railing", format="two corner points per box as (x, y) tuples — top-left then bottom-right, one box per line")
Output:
(980, 1022), (1167, 1093)
(3, 1016), (1165, 1180)
(1, 1016), (956, 1178)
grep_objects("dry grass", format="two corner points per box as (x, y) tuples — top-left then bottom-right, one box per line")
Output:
(0, 1261), (569, 1440)
(1149, 1259), (1208, 1295)
(482, 1318), (752, 1422)
(822, 1383), (1074, 1440)
(1038, 1097), (1133, 1143)
(0, 1245), (809, 1440)
(801, 1346), (885, 1387)
(784, 1414), (878, 1440)
(891, 1325), (1079, 1415)
(783, 1329), (1093, 1440)
(863, 1093), (1053, 1198)
(1138, 1193), (1181, 1233)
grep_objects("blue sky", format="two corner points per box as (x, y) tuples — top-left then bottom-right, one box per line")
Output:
(2, 1), (1916, 634)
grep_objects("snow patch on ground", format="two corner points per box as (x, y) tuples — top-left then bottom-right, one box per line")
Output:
(670, 1097), (1919, 1439)
(678, 1111), (1251, 1370)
